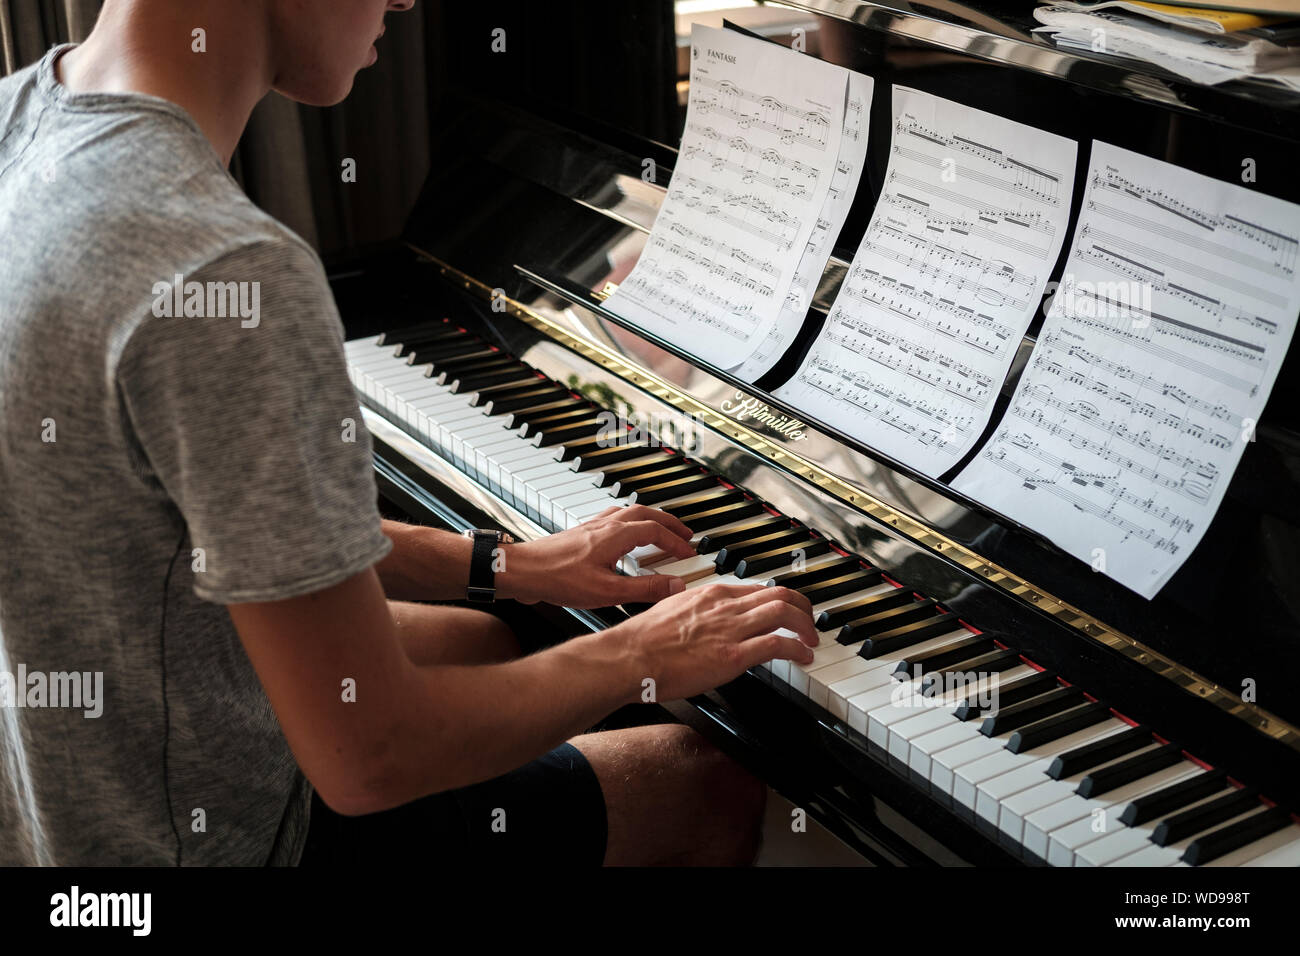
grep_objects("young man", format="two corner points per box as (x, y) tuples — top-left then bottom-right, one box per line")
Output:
(0, 0), (818, 866)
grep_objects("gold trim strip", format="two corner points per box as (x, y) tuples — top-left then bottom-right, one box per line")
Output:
(411, 246), (1300, 754)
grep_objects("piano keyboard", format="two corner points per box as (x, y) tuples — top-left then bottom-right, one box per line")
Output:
(345, 319), (1300, 868)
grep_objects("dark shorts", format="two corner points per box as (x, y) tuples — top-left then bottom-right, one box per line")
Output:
(298, 742), (608, 867)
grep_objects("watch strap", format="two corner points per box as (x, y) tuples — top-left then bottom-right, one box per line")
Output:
(466, 530), (500, 603)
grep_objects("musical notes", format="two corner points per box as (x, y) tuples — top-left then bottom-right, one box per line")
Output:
(955, 142), (1300, 599)
(731, 70), (876, 381)
(605, 25), (851, 369)
(776, 87), (1078, 478)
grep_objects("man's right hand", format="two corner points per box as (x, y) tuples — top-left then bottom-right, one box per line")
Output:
(611, 583), (818, 703)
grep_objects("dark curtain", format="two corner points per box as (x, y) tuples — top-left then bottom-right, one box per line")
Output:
(0, 0), (437, 258)
(2, 1), (679, 258)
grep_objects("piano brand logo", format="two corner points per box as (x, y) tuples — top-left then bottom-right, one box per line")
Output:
(150, 273), (261, 329)
(0, 664), (103, 718)
(720, 393), (808, 442)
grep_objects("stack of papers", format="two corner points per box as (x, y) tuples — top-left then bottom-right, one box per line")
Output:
(1033, 1), (1300, 88)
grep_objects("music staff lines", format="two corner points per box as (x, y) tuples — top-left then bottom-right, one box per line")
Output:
(979, 440), (1190, 553)
(1096, 168), (1299, 275)
(682, 125), (820, 199)
(896, 116), (1066, 202)
(1078, 245), (1279, 333)
(1084, 221), (1290, 309)
(864, 224), (1036, 305)
(797, 354), (975, 448)
(824, 316), (994, 400)
(693, 75), (833, 150)
(883, 190), (1054, 261)
(888, 171), (1058, 240)
(1011, 388), (1223, 497)
(671, 177), (801, 250)
(617, 272), (758, 340)
(656, 221), (780, 279)
(1036, 330), (1242, 428)
(893, 143), (1064, 207)
(1055, 308), (1264, 395)
(838, 274), (1017, 355)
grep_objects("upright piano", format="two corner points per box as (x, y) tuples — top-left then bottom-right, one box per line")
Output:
(330, 0), (1300, 865)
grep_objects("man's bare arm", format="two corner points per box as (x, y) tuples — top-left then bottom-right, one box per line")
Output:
(227, 565), (817, 817)
(374, 506), (699, 607)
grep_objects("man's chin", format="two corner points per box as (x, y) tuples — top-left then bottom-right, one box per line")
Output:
(274, 78), (357, 108)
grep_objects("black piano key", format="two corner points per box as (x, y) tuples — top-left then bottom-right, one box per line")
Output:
(954, 669), (1059, 721)
(1047, 724), (1150, 779)
(457, 374), (546, 397)
(695, 517), (786, 553)
(734, 539), (832, 578)
(569, 442), (666, 471)
(448, 368), (537, 393)
(405, 338), (489, 363)
(675, 500), (765, 533)
(631, 474), (721, 506)
(825, 595), (937, 635)
(554, 432), (627, 461)
(519, 412), (600, 440)
(892, 635), (995, 680)
(430, 351), (506, 379)
(511, 407), (596, 433)
(605, 462), (698, 491)
(1006, 701), (1111, 754)
(798, 569), (884, 604)
(921, 648), (1022, 692)
(472, 384), (564, 410)
(854, 613), (961, 656)
(659, 487), (745, 517)
(501, 398), (582, 426)
(1119, 769), (1229, 826)
(766, 557), (864, 590)
(714, 529), (810, 572)
(1152, 787), (1261, 846)
(376, 322), (460, 347)
(980, 686), (1084, 737)
(1075, 741), (1183, 798)
(1182, 807), (1292, 866)
(587, 452), (682, 487)
(528, 419), (607, 448)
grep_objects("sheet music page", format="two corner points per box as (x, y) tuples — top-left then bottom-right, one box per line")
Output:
(954, 142), (1300, 599)
(603, 24), (847, 370)
(730, 70), (875, 381)
(773, 87), (1078, 478)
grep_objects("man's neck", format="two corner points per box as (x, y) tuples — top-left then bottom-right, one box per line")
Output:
(56, 1), (273, 167)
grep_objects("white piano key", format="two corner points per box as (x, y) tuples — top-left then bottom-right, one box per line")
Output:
(972, 720), (1131, 827)
(951, 718), (1132, 817)
(829, 629), (972, 718)
(1240, 829), (1300, 866)
(1023, 763), (1205, 865)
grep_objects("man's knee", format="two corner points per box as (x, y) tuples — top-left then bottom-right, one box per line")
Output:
(578, 723), (766, 866)
(665, 724), (765, 865)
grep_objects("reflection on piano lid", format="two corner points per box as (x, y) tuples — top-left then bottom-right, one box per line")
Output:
(333, 0), (1300, 866)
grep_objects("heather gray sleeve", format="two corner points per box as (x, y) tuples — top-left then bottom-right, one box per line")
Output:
(115, 238), (392, 603)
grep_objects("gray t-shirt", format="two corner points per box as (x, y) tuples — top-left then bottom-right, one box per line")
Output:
(0, 45), (393, 865)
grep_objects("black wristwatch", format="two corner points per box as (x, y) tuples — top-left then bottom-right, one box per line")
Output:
(463, 529), (515, 603)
